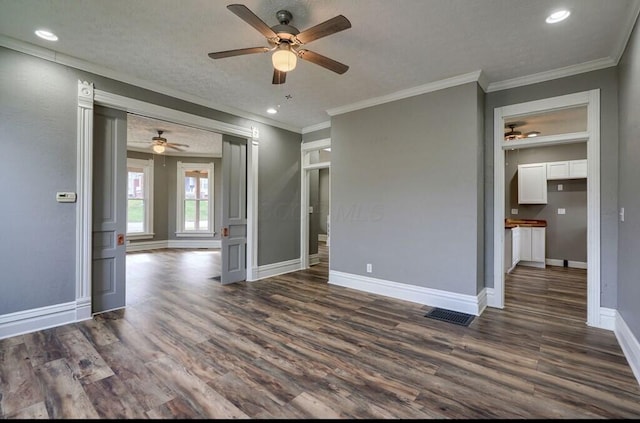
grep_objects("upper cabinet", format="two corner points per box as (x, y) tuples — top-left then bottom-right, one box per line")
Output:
(518, 159), (586, 204)
(518, 163), (548, 204)
(546, 159), (587, 180)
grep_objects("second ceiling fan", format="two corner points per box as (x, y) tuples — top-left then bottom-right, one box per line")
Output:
(208, 4), (351, 84)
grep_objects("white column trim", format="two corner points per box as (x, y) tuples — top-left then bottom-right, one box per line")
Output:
(75, 80), (94, 321)
(246, 135), (259, 281)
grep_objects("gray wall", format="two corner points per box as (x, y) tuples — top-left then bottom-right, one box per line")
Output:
(319, 168), (330, 234)
(505, 143), (587, 262)
(0, 48), (77, 314)
(302, 127), (331, 143)
(484, 67), (619, 308)
(617, 18), (640, 343)
(0, 46), (300, 316)
(331, 82), (484, 296)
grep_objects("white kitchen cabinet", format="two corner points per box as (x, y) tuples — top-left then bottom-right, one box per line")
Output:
(512, 226), (521, 268)
(546, 159), (587, 180)
(546, 161), (569, 180)
(518, 163), (547, 204)
(517, 226), (545, 268)
(569, 159), (587, 178)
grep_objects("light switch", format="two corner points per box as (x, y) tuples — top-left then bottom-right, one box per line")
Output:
(558, 184), (563, 191)
(308, 206), (313, 213)
(511, 208), (518, 215)
(620, 207), (625, 222)
(558, 208), (566, 215)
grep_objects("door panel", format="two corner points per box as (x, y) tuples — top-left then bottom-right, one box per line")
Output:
(92, 106), (127, 313)
(221, 137), (247, 284)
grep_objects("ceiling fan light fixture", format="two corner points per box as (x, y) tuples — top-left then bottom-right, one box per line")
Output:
(272, 43), (297, 72)
(153, 144), (166, 154)
(526, 131), (541, 138)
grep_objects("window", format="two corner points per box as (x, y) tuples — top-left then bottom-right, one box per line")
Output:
(126, 158), (154, 239)
(176, 161), (214, 236)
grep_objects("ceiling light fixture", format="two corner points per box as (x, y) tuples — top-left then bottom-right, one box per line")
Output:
(35, 29), (58, 41)
(323, 147), (331, 152)
(272, 43), (297, 72)
(526, 131), (541, 138)
(546, 10), (570, 24)
(152, 144), (166, 154)
(267, 107), (278, 114)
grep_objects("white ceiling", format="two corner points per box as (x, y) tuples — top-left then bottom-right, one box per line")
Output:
(1, 0), (639, 135)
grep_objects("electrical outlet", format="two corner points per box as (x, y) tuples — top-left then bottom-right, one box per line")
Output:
(558, 184), (563, 191)
(366, 263), (372, 273)
(558, 208), (566, 215)
(511, 208), (518, 215)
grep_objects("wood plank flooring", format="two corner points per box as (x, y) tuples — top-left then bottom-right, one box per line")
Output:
(2, 245), (639, 419)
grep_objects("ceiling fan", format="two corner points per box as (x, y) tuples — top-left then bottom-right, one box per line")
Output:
(505, 122), (542, 141)
(130, 130), (190, 154)
(208, 4), (351, 84)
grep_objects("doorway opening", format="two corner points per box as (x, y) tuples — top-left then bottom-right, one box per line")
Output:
(492, 89), (602, 328)
(300, 138), (331, 272)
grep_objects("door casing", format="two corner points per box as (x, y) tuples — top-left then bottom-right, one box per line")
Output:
(491, 89), (602, 328)
(75, 83), (259, 318)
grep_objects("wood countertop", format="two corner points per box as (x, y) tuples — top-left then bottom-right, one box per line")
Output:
(505, 218), (547, 228)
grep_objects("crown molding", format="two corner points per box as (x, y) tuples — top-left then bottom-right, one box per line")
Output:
(326, 70), (483, 117)
(0, 35), (302, 134)
(486, 57), (617, 93)
(301, 121), (331, 134)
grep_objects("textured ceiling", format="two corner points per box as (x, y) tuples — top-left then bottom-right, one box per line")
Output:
(1, 0), (638, 133)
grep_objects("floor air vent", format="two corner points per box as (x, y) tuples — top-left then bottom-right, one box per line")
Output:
(424, 308), (475, 326)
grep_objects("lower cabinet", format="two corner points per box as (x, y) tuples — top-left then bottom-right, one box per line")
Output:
(512, 226), (545, 268)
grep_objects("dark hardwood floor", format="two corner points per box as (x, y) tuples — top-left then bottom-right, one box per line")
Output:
(1, 243), (639, 418)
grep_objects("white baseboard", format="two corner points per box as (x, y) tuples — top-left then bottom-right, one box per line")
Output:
(127, 239), (221, 252)
(545, 258), (588, 269)
(254, 258), (302, 280)
(329, 270), (484, 316)
(615, 311), (640, 387)
(318, 234), (328, 242)
(0, 301), (78, 340)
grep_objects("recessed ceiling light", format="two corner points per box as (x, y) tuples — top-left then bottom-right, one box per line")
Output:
(546, 10), (570, 24)
(35, 29), (58, 41)
(266, 107), (278, 114)
(323, 147), (331, 152)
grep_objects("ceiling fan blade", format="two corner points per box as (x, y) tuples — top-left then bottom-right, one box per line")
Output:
(297, 49), (349, 74)
(165, 145), (186, 152)
(166, 143), (190, 148)
(227, 4), (278, 40)
(208, 47), (269, 59)
(272, 69), (286, 84)
(295, 15), (351, 44)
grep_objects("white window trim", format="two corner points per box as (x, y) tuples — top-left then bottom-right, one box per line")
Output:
(126, 157), (154, 240)
(176, 161), (215, 237)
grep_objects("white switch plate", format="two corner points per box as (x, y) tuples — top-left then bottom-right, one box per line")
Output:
(366, 263), (372, 273)
(511, 208), (518, 215)
(558, 184), (563, 191)
(56, 192), (77, 203)
(558, 208), (566, 215)
(308, 206), (313, 213)
(620, 207), (625, 222)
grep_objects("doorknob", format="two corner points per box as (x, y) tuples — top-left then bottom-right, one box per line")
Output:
(117, 234), (125, 245)
(222, 227), (228, 237)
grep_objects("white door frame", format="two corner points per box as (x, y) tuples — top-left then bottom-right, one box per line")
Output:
(75, 81), (259, 319)
(492, 89), (602, 328)
(300, 138), (331, 269)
